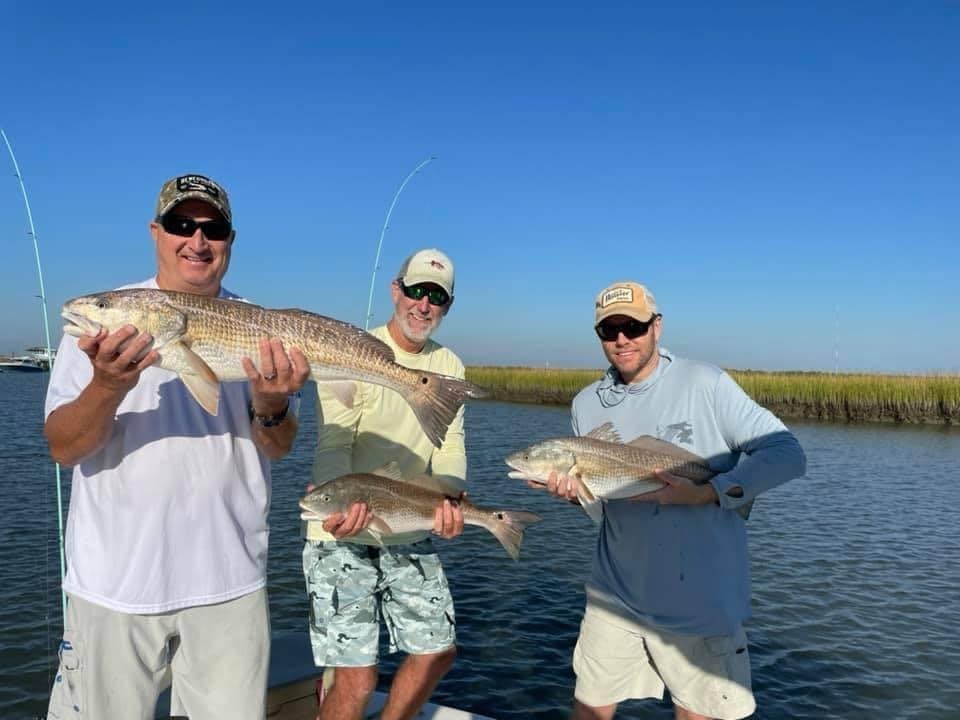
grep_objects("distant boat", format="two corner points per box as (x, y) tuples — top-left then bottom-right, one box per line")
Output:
(25, 345), (55, 369)
(0, 346), (55, 372)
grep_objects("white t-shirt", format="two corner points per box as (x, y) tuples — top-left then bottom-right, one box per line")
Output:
(45, 278), (275, 613)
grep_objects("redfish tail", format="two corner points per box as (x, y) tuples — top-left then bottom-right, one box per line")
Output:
(483, 510), (542, 561)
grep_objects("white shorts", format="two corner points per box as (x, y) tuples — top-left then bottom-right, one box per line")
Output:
(47, 589), (270, 720)
(572, 597), (756, 720)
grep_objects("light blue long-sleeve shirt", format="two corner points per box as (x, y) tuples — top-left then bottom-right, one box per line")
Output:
(571, 348), (806, 636)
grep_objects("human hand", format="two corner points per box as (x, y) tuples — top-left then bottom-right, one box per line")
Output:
(536, 470), (580, 502)
(433, 494), (466, 539)
(242, 338), (310, 416)
(628, 469), (719, 507)
(82, 325), (158, 395)
(322, 502), (374, 539)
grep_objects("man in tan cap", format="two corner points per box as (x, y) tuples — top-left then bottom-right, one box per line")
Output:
(44, 173), (310, 720)
(302, 248), (468, 720)
(537, 280), (806, 720)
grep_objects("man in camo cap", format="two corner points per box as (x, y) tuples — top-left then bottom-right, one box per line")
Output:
(44, 173), (309, 720)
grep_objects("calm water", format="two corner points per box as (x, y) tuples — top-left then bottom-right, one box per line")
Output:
(1, 372), (958, 719)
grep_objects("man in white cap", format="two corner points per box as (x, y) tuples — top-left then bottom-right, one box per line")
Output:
(303, 248), (467, 720)
(537, 280), (806, 720)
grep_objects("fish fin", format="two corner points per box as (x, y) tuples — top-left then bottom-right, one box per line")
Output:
(626, 435), (709, 464)
(580, 496), (604, 525)
(407, 473), (464, 497)
(571, 469), (604, 524)
(366, 517), (394, 545)
(318, 381), (357, 408)
(574, 474), (597, 504)
(401, 371), (488, 448)
(585, 422), (622, 444)
(484, 510), (542, 560)
(355, 331), (397, 362)
(165, 341), (221, 415)
(735, 499), (755, 521)
(369, 462), (404, 482)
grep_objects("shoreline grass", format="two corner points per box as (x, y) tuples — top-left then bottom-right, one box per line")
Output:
(465, 366), (960, 426)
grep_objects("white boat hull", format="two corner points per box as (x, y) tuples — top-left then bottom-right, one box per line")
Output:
(262, 632), (494, 720)
(0, 362), (45, 372)
(267, 677), (492, 719)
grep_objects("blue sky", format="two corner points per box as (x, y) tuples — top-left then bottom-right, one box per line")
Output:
(1, 2), (957, 373)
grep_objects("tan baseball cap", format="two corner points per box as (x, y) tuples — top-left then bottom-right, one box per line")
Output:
(397, 248), (455, 297)
(594, 281), (658, 324)
(155, 174), (232, 223)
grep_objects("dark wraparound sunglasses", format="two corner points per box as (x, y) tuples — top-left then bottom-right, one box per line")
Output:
(398, 280), (450, 307)
(595, 315), (661, 342)
(159, 214), (233, 241)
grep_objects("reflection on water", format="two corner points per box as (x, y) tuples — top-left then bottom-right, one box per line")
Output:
(2, 373), (959, 718)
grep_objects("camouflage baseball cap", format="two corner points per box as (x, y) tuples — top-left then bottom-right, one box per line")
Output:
(155, 174), (232, 223)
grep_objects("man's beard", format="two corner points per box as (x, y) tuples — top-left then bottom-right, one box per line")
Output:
(395, 308), (443, 344)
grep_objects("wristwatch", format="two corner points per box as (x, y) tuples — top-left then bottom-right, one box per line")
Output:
(249, 401), (289, 428)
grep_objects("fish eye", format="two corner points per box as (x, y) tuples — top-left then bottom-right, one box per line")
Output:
(96, 299), (107, 309)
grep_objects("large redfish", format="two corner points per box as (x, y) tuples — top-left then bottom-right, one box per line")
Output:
(61, 288), (487, 447)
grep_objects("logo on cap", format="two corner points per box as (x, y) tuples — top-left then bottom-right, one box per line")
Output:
(600, 287), (634, 307)
(176, 175), (220, 199)
(429, 259), (446, 270)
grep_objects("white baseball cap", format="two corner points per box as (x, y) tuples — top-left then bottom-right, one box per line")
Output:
(397, 248), (455, 297)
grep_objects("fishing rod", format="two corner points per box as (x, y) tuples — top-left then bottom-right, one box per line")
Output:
(1, 128), (66, 621)
(364, 156), (436, 329)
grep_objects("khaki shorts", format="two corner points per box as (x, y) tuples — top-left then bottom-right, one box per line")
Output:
(48, 589), (269, 720)
(573, 597), (755, 720)
(303, 538), (456, 667)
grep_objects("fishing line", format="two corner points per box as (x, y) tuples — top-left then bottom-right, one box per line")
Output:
(1, 129), (65, 695)
(365, 156), (436, 329)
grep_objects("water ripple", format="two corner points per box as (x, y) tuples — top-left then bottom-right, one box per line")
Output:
(2, 378), (959, 718)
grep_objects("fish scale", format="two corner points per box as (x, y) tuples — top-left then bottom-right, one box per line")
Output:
(506, 429), (753, 519)
(299, 471), (542, 560)
(512, 435), (715, 500)
(61, 288), (487, 447)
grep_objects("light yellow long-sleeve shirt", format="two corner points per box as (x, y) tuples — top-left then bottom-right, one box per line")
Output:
(304, 324), (467, 544)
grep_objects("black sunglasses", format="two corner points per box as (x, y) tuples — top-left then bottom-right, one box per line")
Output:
(159, 214), (233, 241)
(398, 281), (450, 307)
(595, 315), (660, 342)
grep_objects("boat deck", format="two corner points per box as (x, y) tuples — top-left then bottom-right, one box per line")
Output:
(157, 631), (493, 720)
(266, 677), (487, 719)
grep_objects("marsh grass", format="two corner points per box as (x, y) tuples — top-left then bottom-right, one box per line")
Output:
(466, 366), (960, 425)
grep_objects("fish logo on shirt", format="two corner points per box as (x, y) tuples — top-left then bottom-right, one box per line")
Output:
(659, 421), (694, 446)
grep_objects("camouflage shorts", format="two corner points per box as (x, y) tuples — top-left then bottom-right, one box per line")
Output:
(302, 538), (456, 667)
